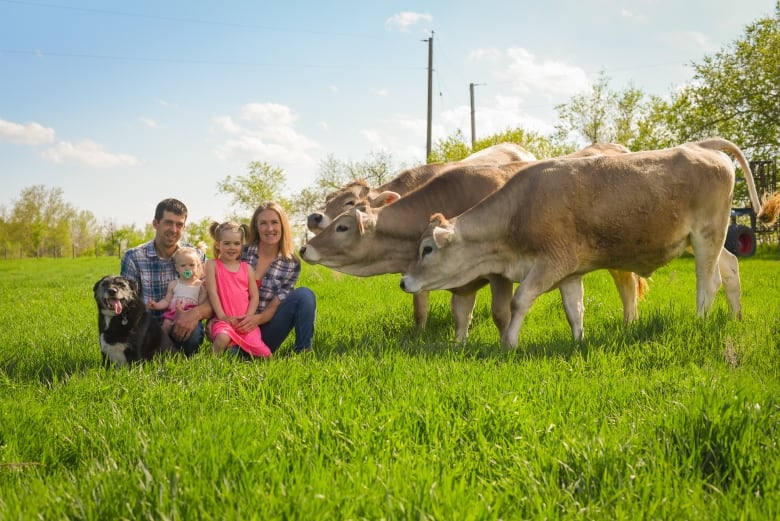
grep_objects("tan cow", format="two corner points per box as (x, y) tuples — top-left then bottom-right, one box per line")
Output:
(299, 144), (647, 340)
(306, 142), (536, 233)
(400, 139), (778, 348)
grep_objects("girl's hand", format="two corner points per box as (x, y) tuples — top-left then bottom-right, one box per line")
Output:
(236, 314), (259, 333)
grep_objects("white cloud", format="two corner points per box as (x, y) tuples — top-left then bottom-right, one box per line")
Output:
(438, 93), (554, 140)
(371, 88), (389, 97)
(385, 12), (433, 32)
(241, 102), (297, 126)
(467, 48), (503, 63)
(621, 9), (645, 22)
(0, 118), (55, 145)
(499, 47), (590, 99)
(41, 140), (138, 167)
(212, 115), (244, 134)
(139, 117), (158, 128)
(213, 103), (324, 183)
(361, 129), (382, 146)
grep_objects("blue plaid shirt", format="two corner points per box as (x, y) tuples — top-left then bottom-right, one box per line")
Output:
(120, 240), (206, 320)
(241, 244), (300, 313)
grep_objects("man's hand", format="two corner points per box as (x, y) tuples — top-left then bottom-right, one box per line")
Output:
(172, 303), (198, 341)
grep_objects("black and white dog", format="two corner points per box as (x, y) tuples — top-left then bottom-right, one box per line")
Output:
(93, 275), (163, 367)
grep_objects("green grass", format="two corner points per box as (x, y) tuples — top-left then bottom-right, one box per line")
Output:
(1, 252), (779, 519)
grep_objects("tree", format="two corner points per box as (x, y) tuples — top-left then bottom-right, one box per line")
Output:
(217, 161), (290, 219)
(70, 210), (99, 257)
(7, 185), (77, 257)
(659, 4), (779, 158)
(427, 129), (471, 163)
(555, 71), (616, 145)
(184, 216), (215, 254)
(473, 127), (573, 159)
(429, 127), (571, 163)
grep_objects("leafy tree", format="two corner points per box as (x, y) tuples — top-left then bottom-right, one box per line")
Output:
(7, 185), (77, 257)
(473, 127), (573, 159)
(427, 129), (471, 163)
(555, 71), (616, 146)
(70, 209), (99, 257)
(184, 216), (215, 255)
(659, 4), (779, 158)
(429, 127), (571, 162)
(554, 71), (653, 150)
(217, 161), (290, 219)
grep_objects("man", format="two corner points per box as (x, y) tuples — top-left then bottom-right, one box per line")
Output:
(120, 198), (212, 356)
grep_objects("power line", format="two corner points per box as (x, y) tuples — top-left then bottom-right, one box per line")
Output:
(0, 0), (377, 38)
(0, 48), (425, 71)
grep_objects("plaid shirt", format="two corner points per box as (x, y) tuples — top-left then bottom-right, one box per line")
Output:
(120, 239), (206, 320)
(241, 244), (300, 313)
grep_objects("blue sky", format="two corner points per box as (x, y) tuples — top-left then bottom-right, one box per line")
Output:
(1, 0), (775, 228)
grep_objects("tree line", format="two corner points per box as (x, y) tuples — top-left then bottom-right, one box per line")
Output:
(1, 4), (777, 258)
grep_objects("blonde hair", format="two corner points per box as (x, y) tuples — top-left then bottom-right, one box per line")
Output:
(208, 221), (249, 258)
(173, 246), (203, 278)
(248, 201), (296, 259)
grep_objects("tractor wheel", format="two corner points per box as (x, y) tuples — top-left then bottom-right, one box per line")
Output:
(725, 224), (756, 257)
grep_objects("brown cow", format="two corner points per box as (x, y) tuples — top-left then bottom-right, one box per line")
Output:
(301, 163), (519, 340)
(299, 145), (647, 340)
(306, 142), (535, 234)
(400, 139), (777, 347)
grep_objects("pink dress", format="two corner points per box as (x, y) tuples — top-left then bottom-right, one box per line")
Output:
(209, 260), (271, 358)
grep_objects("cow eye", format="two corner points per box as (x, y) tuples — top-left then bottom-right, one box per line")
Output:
(344, 201), (355, 207)
(421, 245), (433, 257)
(336, 224), (348, 232)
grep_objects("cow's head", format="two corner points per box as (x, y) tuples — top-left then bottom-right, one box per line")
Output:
(399, 214), (461, 294)
(299, 206), (381, 273)
(306, 182), (403, 234)
(307, 181), (371, 234)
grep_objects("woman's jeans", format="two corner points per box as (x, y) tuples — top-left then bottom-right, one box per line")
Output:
(260, 287), (316, 353)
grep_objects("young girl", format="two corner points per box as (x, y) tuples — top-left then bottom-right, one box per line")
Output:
(148, 246), (208, 351)
(205, 221), (271, 358)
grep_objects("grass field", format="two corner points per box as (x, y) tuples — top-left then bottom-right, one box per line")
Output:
(1, 251), (779, 520)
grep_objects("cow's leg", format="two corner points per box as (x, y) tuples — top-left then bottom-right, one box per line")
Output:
(608, 269), (638, 323)
(692, 241), (723, 316)
(559, 276), (585, 341)
(487, 275), (513, 337)
(450, 291), (477, 342)
(501, 267), (557, 348)
(717, 247), (742, 319)
(412, 291), (430, 330)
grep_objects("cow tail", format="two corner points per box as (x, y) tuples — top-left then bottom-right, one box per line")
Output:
(758, 193), (780, 227)
(636, 275), (649, 301)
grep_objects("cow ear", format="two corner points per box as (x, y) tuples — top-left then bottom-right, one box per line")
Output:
(432, 226), (454, 248)
(370, 191), (401, 208)
(355, 209), (375, 235)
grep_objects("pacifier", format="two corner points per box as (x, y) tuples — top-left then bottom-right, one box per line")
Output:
(182, 270), (193, 279)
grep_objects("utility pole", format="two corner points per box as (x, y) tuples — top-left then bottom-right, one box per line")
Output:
(423, 31), (434, 160)
(469, 82), (484, 148)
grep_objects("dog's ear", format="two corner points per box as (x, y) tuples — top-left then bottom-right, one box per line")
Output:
(126, 278), (139, 293)
(93, 276), (107, 292)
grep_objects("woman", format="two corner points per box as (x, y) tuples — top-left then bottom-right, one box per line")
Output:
(237, 201), (316, 354)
